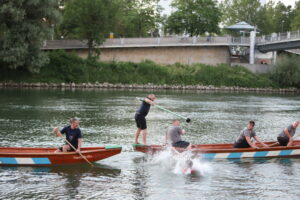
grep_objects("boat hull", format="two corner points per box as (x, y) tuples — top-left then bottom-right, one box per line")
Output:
(133, 140), (300, 159)
(0, 146), (122, 166)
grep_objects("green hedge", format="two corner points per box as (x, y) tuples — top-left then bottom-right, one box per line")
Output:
(271, 55), (300, 88)
(0, 50), (277, 88)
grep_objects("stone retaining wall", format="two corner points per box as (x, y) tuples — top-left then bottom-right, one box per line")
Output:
(0, 82), (299, 93)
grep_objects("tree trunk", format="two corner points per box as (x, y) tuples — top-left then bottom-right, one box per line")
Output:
(87, 39), (93, 58)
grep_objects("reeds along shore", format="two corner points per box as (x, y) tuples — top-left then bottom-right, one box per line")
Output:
(1, 82), (299, 93)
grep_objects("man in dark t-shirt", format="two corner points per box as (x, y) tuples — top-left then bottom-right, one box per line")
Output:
(134, 94), (155, 145)
(53, 118), (83, 152)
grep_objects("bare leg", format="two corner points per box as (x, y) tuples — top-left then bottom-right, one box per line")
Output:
(135, 128), (141, 144)
(54, 149), (61, 153)
(62, 144), (71, 152)
(268, 142), (280, 147)
(55, 144), (71, 153)
(142, 129), (148, 145)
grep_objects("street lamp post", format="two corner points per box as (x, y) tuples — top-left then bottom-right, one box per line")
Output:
(51, 24), (54, 40)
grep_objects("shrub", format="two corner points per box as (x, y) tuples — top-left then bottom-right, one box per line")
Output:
(0, 50), (278, 88)
(271, 55), (300, 88)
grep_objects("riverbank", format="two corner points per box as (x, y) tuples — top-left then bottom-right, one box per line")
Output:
(0, 50), (279, 89)
(1, 81), (299, 93)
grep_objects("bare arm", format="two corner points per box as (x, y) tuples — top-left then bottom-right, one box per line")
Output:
(245, 136), (258, 148)
(53, 127), (62, 137)
(284, 128), (294, 146)
(144, 98), (154, 105)
(181, 129), (186, 135)
(77, 138), (82, 152)
(254, 136), (268, 147)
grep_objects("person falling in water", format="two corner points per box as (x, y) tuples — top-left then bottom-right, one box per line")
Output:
(53, 118), (83, 153)
(233, 120), (268, 148)
(276, 121), (299, 146)
(134, 94), (156, 145)
(165, 120), (192, 150)
(166, 120), (194, 174)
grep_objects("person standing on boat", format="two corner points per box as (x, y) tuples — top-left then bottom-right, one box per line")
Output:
(277, 121), (299, 146)
(53, 118), (82, 153)
(234, 120), (268, 148)
(135, 94), (156, 145)
(165, 120), (192, 149)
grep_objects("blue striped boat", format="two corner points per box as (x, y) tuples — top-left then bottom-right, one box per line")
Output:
(133, 140), (300, 159)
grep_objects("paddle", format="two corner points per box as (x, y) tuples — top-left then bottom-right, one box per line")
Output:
(53, 128), (94, 167)
(136, 97), (191, 123)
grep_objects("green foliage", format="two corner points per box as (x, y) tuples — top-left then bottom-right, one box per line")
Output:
(221, 0), (294, 35)
(271, 55), (300, 88)
(40, 50), (88, 83)
(291, 1), (300, 31)
(166, 0), (220, 36)
(0, 50), (276, 88)
(220, 0), (261, 26)
(61, 0), (120, 57)
(114, 0), (162, 37)
(0, 0), (60, 72)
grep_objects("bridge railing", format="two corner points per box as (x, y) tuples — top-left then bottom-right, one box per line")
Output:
(102, 36), (250, 47)
(256, 30), (300, 44)
(42, 36), (251, 50)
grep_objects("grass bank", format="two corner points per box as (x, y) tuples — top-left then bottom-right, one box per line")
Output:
(0, 50), (278, 88)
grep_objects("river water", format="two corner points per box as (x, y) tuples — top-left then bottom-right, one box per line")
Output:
(0, 88), (300, 200)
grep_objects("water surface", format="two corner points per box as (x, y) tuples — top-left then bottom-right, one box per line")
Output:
(0, 88), (300, 199)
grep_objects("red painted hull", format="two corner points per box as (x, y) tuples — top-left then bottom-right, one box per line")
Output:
(0, 146), (122, 166)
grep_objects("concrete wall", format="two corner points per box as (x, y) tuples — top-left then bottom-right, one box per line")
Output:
(73, 46), (230, 65)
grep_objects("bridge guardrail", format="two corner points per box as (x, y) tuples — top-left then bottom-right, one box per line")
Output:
(42, 36), (251, 50)
(257, 30), (300, 44)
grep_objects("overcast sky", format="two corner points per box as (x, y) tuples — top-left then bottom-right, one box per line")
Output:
(159, 0), (298, 15)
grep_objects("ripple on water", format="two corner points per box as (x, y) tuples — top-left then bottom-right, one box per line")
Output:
(1, 89), (300, 199)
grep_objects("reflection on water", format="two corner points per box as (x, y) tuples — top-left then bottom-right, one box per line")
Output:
(1, 88), (300, 199)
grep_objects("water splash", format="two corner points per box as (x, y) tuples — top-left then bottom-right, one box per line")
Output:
(147, 147), (212, 176)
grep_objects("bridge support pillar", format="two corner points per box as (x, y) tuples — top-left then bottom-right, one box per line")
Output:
(249, 31), (256, 64)
(272, 51), (277, 65)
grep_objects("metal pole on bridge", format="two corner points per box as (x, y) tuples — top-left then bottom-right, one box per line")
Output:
(249, 29), (256, 64)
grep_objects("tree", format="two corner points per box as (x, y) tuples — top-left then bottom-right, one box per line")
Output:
(60, 0), (120, 57)
(272, 2), (293, 33)
(291, 1), (300, 31)
(0, 0), (60, 72)
(165, 0), (221, 36)
(221, 0), (294, 35)
(114, 0), (163, 37)
(255, 1), (276, 35)
(220, 0), (261, 26)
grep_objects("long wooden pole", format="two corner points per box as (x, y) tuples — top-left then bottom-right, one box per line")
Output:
(136, 97), (191, 123)
(59, 135), (94, 167)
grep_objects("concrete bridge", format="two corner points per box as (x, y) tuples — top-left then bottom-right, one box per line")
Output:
(42, 36), (250, 66)
(42, 31), (300, 66)
(256, 30), (300, 52)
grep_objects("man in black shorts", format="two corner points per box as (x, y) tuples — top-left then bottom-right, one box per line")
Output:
(53, 118), (83, 153)
(165, 120), (192, 150)
(134, 94), (155, 145)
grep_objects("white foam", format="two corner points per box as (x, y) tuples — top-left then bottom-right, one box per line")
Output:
(148, 147), (212, 176)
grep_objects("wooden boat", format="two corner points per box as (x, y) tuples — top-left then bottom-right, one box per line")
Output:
(133, 140), (300, 159)
(0, 145), (122, 166)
